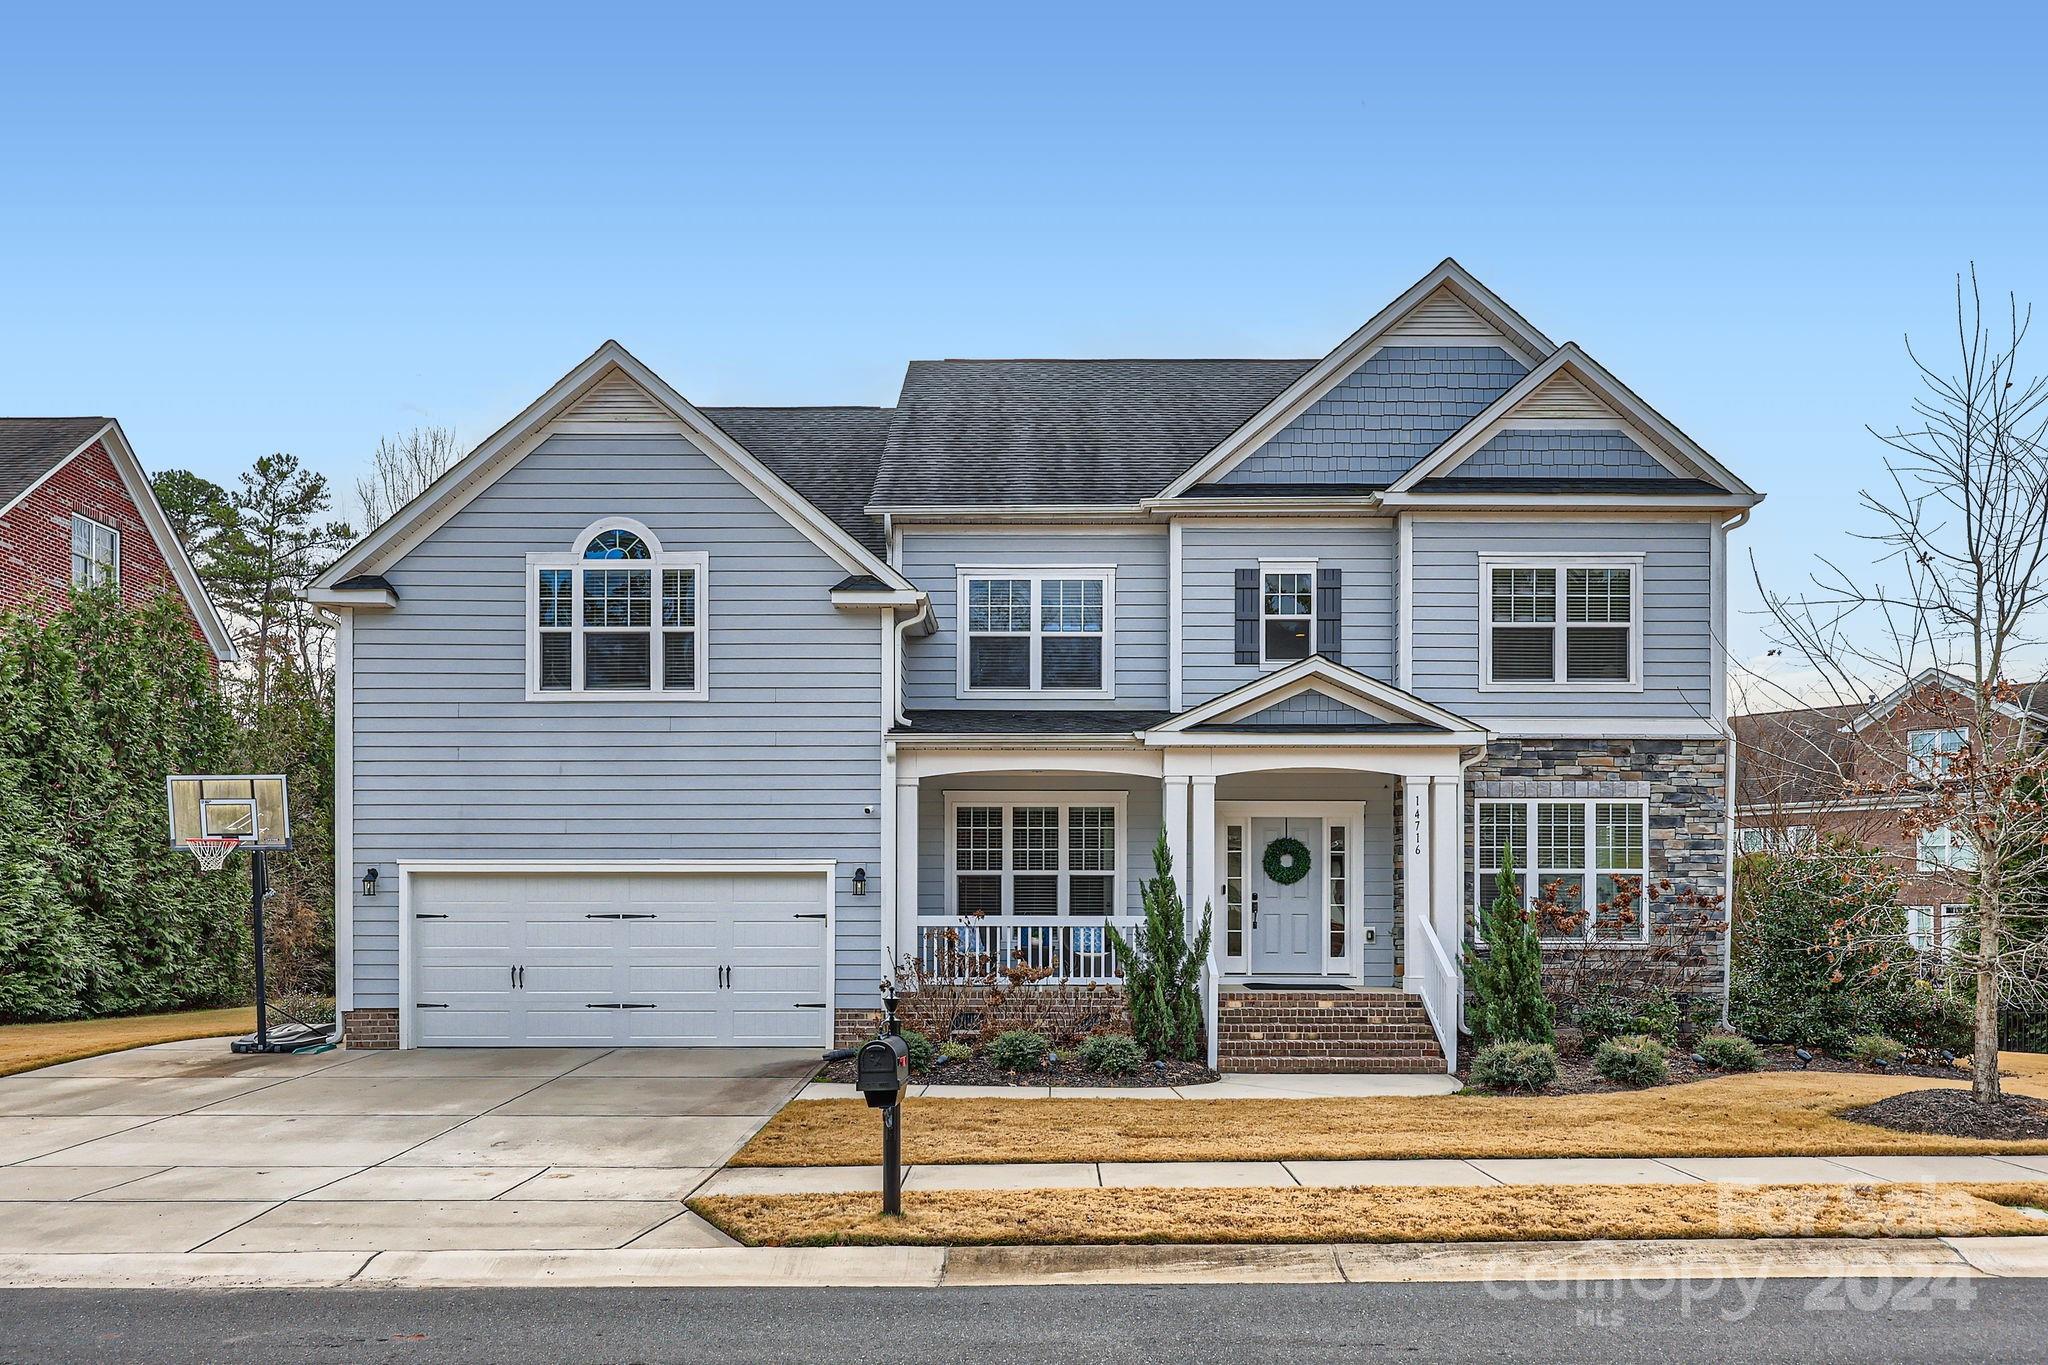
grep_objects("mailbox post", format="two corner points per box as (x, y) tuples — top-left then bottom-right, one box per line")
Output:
(853, 980), (909, 1216)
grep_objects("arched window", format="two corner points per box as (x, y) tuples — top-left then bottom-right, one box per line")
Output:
(529, 521), (706, 698)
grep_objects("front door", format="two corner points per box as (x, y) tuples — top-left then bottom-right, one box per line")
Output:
(1248, 817), (1322, 975)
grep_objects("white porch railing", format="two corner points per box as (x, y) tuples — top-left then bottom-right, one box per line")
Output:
(914, 919), (1142, 983)
(1414, 918), (1463, 1073)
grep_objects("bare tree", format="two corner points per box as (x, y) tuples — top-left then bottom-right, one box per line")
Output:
(1754, 268), (2048, 1105)
(355, 425), (462, 531)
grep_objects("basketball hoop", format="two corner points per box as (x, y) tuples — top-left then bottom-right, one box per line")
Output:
(184, 836), (240, 873)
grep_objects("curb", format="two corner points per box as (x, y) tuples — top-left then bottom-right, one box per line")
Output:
(0, 1237), (2043, 1290)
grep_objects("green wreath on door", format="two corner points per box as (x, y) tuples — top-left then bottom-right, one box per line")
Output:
(1262, 835), (1312, 886)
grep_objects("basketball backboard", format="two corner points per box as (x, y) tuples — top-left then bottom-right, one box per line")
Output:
(166, 774), (291, 851)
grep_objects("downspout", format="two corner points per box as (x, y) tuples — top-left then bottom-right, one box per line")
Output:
(893, 600), (930, 728)
(1717, 507), (1750, 1030)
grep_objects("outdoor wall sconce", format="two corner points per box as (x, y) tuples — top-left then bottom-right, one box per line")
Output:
(362, 867), (380, 897)
(852, 866), (867, 896)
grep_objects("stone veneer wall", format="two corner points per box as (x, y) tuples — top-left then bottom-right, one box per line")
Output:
(1464, 738), (1730, 1001)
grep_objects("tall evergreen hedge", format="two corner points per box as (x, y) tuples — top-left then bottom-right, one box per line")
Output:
(0, 589), (247, 1020)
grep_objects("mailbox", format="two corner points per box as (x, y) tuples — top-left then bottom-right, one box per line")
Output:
(856, 1034), (909, 1108)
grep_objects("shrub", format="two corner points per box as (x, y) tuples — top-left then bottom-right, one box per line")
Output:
(1730, 847), (1901, 1052)
(1569, 988), (1635, 1053)
(898, 1029), (935, 1072)
(1464, 846), (1554, 1046)
(1469, 1041), (1558, 1093)
(1848, 1033), (1906, 1066)
(1631, 989), (1681, 1045)
(1881, 983), (1973, 1055)
(938, 1040), (972, 1064)
(1077, 1032), (1144, 1076)
(1107, 833), (1213, 1061)
(1593, 1034), (1669, 1087)
(984, 1029), (1050, 1072)
(1695, 1034), (1761, 1072)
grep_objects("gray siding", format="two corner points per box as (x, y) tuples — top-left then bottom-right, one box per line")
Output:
(1408, 517), (1714, 723)
(915, 774), (1163, 920)
(348, 430), (885, 1010)
(1180, 523), (1396, 704)
(1218, 346), (1526, 486)
(1235, 691), (1380, 727)
(1455, 428), (1671, 479)
(899, 529), (1169, 709)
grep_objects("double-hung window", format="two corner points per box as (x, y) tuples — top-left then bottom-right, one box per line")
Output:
(958, 569), (1113, 695)
(529, 524), (707, 698)
(1260, 561), (1314, 666)
(1908, 727), (1967, 779)
(1916, 825), (1977, 873)
(948, 796), (1122, 918)
(70, 514), (118, 589)
(1476, 798), (1649, 942)
(1481, 557), (1640, 687)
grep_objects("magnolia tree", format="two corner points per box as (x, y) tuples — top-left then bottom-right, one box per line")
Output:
(1754, 269), (2048, 1104)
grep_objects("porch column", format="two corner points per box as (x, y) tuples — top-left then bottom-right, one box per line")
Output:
(1401, 777), (1430, 992)
(894, 775), (919, 983)
(1188, 776), (1218, 932)
(1163, 774), (1191, 906)
(1429, 775), (1463, 969)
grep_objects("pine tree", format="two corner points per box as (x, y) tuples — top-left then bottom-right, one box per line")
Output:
(1106, 832), (1214, 1060)
(1464, 843), (1554, 1046)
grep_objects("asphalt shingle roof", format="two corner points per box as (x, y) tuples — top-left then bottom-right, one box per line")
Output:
(0, 417), (109, 508)
(892, 708), (1177, 737)
(701, 406), (894, 555)
(869, 359), (1317, 508)
(1418, 476), (1730, 495)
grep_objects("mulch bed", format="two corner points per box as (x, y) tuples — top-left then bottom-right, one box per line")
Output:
(1843, 1089), (2048, 1141)
(818, 1054), (1218, 1089)
(1462, 1036), (1975, 1097)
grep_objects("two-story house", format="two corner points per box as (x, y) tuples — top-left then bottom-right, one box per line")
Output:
(310, 260), (1759, 1071)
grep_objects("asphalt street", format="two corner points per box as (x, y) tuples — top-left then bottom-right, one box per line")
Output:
(2, 1278), (2044, 1363)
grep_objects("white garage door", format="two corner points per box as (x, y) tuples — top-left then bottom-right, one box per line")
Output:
(408, 869), (830, 1047)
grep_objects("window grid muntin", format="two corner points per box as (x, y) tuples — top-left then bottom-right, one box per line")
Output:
(1483, 559), (1639, 687)
(960, 570), (1113, 695)
(1474, 798), (1649, 943)
(1908, 727), (1967, 778)
(1258, 562), (1315, 667)
(70, 514), (119, 588)
(947, 798), (1124, 920)
(529, 534), (706, 697)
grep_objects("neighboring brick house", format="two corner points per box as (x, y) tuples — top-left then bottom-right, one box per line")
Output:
(0, 417), (234, 661)
(1733, 670), (2048, 950)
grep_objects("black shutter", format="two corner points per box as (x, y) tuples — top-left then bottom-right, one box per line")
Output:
(1234, 568), (1259, 665)
(1316, 567), (1342, 662)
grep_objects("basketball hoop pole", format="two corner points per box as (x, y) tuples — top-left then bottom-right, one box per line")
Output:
(250, 848), (270, 1049)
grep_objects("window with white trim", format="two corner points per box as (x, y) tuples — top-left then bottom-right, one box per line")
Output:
(70, 514), (118, 589)
(1916, 825), (1977, 873)
(1737, 824), (1813, 855)
(529, 524), (706, 697)
(947, 797), (1122, 918)
(1908, 727), (1967, 778)
(1476, 798), (1649, 942)
(958, 570), (1112, 695)
(1482, 559), (1639, 686)
(1260, 561), (1314, 665)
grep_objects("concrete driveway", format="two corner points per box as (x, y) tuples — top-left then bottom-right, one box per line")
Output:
(0, 1040), (814, 1254)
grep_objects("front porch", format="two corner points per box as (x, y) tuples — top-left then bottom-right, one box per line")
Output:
(885, 660), (1486, 1072)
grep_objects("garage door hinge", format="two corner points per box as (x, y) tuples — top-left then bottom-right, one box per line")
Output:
(584, 912), (658, 920)
(416, 1002), (449, 1009)
(793, 1002), (828, 1009)
(792, 913), (827, 920)
(413, 913), (449, 920)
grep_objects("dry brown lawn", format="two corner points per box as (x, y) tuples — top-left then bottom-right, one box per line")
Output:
(0, 1008), (257, 1078)
(734, 1053), (2048, 1167)
(693, 1179), (2048, 1248)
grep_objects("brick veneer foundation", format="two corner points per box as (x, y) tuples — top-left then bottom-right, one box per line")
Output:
(835, 983), (1133, 1048)
(341, 1008), (399, 1049)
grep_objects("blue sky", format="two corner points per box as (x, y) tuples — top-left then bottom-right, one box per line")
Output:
(4, 2), (2044, 702)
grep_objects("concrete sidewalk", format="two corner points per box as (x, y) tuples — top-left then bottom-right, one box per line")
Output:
(0, 1235), (2044, 1290)
(701, 1151), (2048, 1196)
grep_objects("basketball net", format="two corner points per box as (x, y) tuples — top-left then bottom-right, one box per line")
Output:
(184, 836), (240, 873)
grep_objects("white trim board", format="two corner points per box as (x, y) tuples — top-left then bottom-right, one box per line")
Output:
(1150, 655), (1487, 739)
(313, 341), (912, 595)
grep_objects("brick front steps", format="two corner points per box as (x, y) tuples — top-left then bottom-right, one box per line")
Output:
(1216, 990), (1448, 1074)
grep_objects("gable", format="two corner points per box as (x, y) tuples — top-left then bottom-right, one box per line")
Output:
(1454, 428), (1674, 480)
(1381, 285), (1513, 344)
(1224, 689), (1384, 729)
(1515, 370), (1617, 421)
(561, 370), (671, 423)
(1213, 346), (1529, 488)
